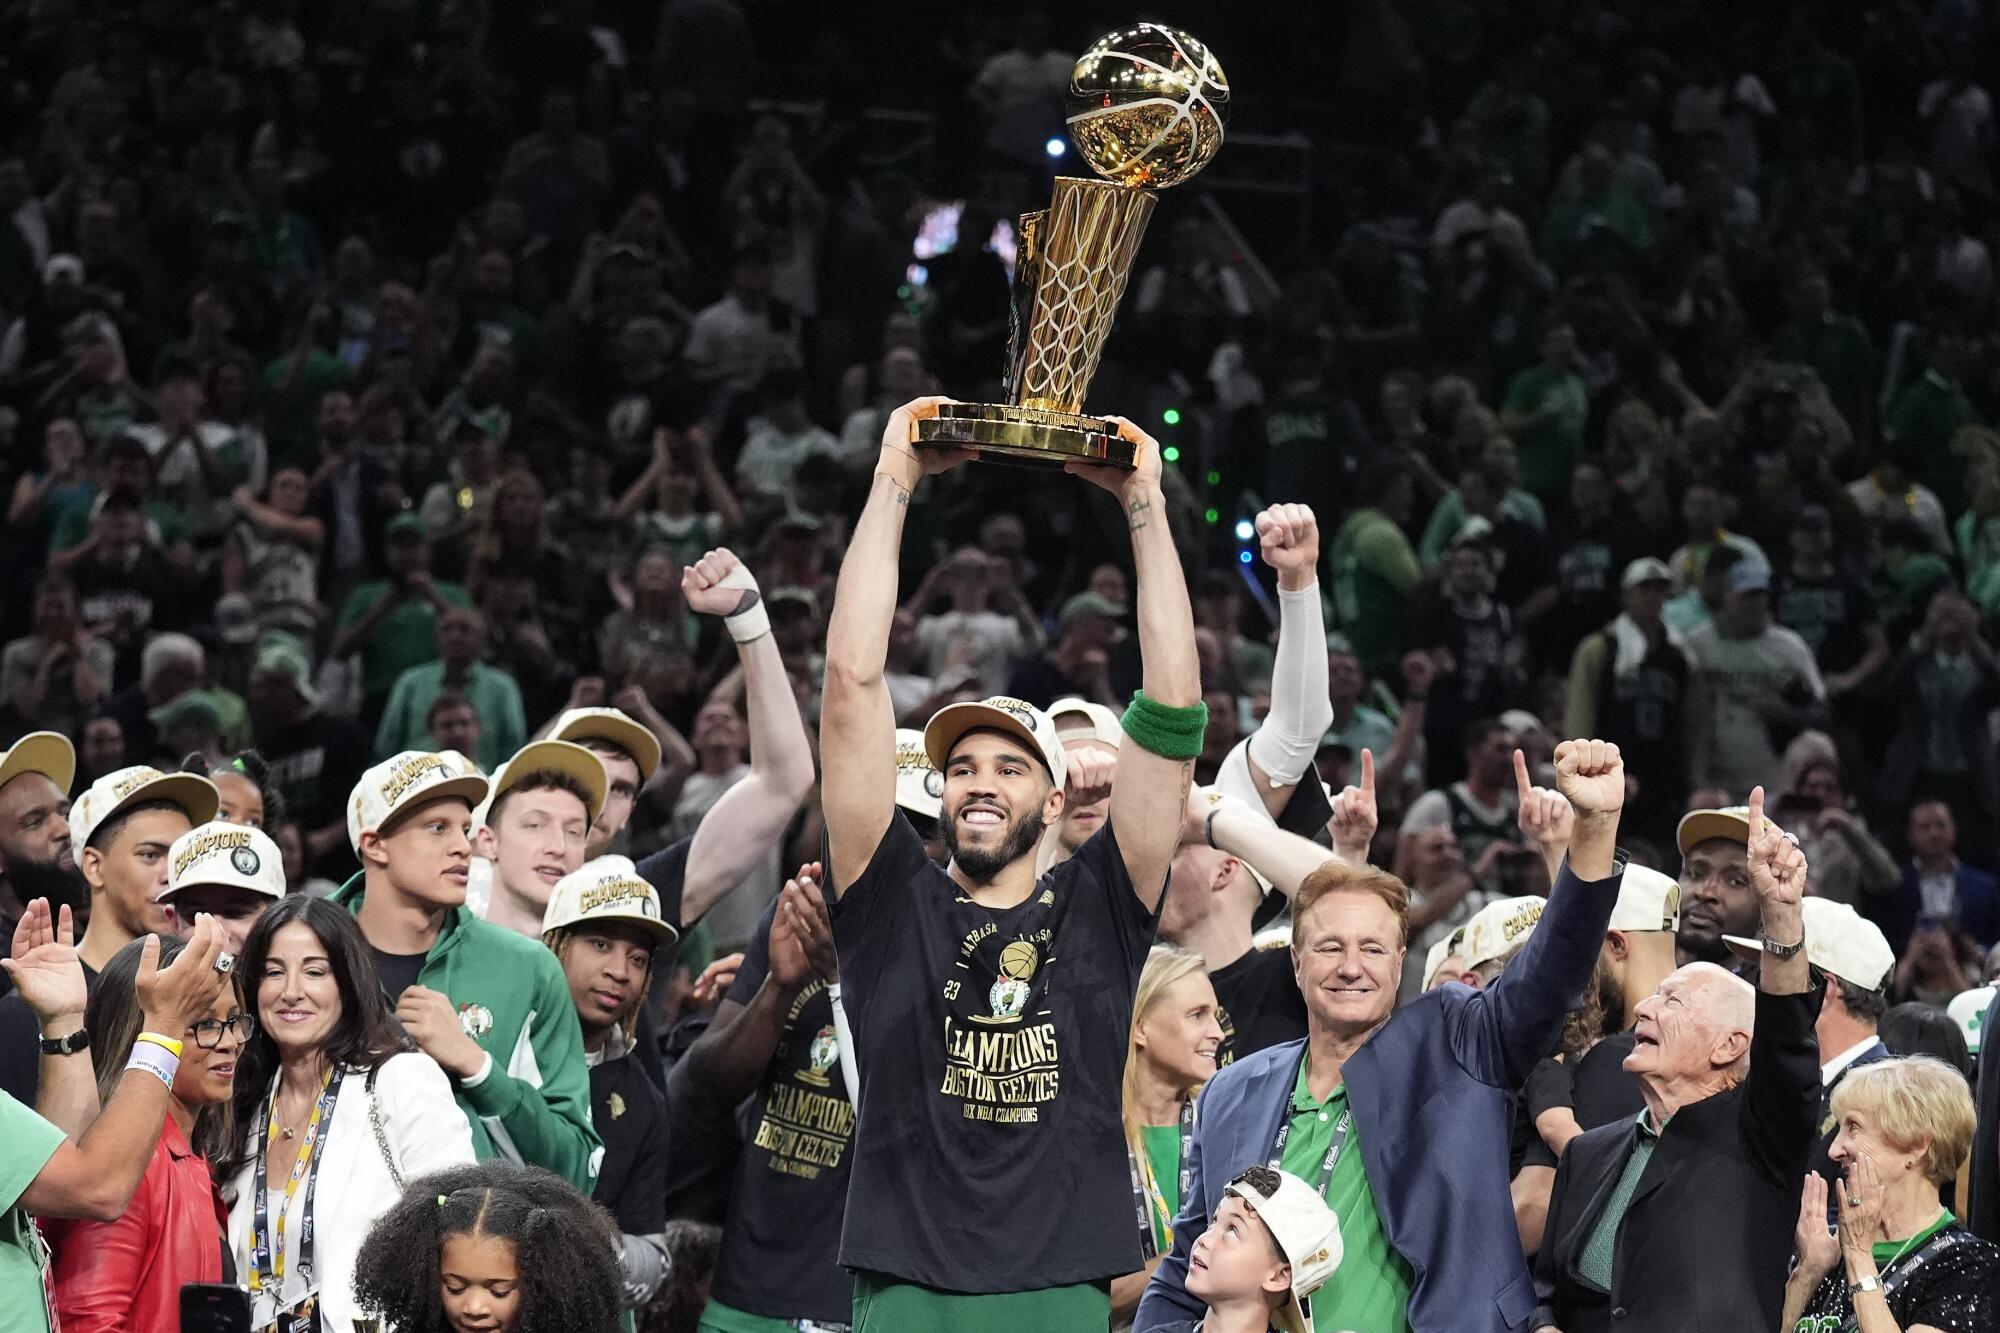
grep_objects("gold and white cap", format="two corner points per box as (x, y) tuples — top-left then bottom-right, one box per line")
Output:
(475, 740), (610, 828)
(1048, 697), (1122, 750)
(348, 750), (490, 852)
(1421, 925), (1467, 989)
(162, 822), (285, 902)
(541, 855), (679, 943)
(894, 727), (944, 820)
(1608, 865), (1682, 934)
(0, 731), (75, 798)
(548, 707), (662, 783)
(71, 765), (219, 856)
(1461, 895), (1546, 971)
(923, 696), (1067, 788)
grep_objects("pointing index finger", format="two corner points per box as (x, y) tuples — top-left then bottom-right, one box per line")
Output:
(1359, 748), (1375, 796)
(1747, 785), (1766, 843)
(1514, 748), (1532, 803)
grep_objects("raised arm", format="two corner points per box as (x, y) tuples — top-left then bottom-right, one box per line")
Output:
(1514, 748), (1574, 882)
(1456, 741), (1625, 1087)
(6, 900), (96, 1138)
(1070, 419), (1202, 908)
(1200, 790), (1340, 898)
(678, 549), (817, 922)
(1238, 504), (1334, 820)
(820, 397), (963, 893)
(1746, 786), (1810, 996)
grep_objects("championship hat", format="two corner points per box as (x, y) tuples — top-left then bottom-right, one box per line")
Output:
(922, 696), (1067, 788)
(0, 731), (75, 798)
(1461, 895), (1547, 971)
(1723, 896), (1895, 991)
(1608, 865), (1682, 934)
(477, 740), (610, 828)
(1048, 697), (1123, 751)
(894, 727), (944, 820)
(542, 855), (679, 944)
(1676, 805), (1786, 855)
(161, 822), (285, 903)
(1221, 1165), (1343, 1333)
(1421, 925), (1467, 989)
(348, 750), (489, 852)
(1947, 985), (1992, 1057)
(71, 765), (220, 857)
(548, 707), (663, 783)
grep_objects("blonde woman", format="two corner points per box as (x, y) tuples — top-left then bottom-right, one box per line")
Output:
(1784, 1056), (2000, 1332)
(1111, 946), (1225, 1324)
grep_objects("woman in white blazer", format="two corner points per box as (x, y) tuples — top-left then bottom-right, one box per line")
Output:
(212, 895), (477, 1331)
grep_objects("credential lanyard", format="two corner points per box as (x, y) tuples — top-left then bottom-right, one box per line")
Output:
(250, 1066), (342, 1295)
(1130, 1098), (1196, 1259)
(1268, 1100), (1352, 1199)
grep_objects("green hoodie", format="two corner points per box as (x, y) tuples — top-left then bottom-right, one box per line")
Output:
(334, 873), (601, 1191)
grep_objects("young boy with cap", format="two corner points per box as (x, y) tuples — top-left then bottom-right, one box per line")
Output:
(332, 749), (601, 1190)
(159, 821), (284, 954)
(0, 763), (218, 1105)
(543, 856), (681, 1316)
(1185, 1165), (1343, 1333)
(472, 739), (610, 940)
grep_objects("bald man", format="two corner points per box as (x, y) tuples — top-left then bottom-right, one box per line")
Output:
(1532, 790), (1819, 1333)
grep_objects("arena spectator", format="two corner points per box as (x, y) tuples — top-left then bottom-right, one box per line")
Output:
(375, 606), (527, 771)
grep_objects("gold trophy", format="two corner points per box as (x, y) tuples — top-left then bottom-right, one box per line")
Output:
(915, 23), (1229, 468)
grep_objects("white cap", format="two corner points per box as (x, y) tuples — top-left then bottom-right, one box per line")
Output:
(894, 728), (944, 820)
(1623, 556), (1673, 589)
(548, 708), (662, 783)
(541, 855), (679, 944)
(1422, 926), (1467, 989)
(923, 696), (1067, 788)
(0, 731), (75, 799)
(1608, 865), (1682, 934)
(1048, 697), (1122, 750)
(475, 740), (610, 829)
(72, 765), (219, 857)
(348, 751), (489, 852)
(1190, 785), (1273, 893)
(1461, 895), (1546, 971)
(1677, 805), (1768, 854)
(162, 822), (285, 903)
(1723, 896), (1894, 991)
(1947, 985), (1992, 1056)
(1222, 1166), (1343, 1333)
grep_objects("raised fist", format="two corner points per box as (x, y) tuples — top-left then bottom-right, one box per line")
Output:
(1552, 739), (1624, 818)
(1065, 747), (1117, 811)
(1256, 503), (1319, 582)
(682, 548), (756, 618)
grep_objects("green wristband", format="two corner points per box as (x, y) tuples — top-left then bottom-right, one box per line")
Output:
(1120, 691), (1208, 760)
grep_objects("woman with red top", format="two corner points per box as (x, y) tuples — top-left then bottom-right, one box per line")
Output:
(45, 933), (247, 1332)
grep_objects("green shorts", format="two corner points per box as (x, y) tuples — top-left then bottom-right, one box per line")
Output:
(851, 1273), (1110, 1333)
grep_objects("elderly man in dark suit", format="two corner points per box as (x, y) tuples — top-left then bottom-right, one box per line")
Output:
(1532, 788), (1819, 1333)
(1138, 740), (1629, 1333)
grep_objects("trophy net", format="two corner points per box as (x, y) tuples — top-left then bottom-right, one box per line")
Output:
(1014, 178), (1157, 415)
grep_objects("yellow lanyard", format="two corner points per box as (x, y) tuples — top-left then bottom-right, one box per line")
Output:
(252, 1065), (336, 1292)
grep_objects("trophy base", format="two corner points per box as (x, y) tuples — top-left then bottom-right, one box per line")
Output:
(913, 403), (1135, 469)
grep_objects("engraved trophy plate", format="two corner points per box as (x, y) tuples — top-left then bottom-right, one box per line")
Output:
(915, 24), (1229, 468)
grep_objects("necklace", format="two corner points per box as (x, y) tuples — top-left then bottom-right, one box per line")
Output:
(1879, 1208), (1946, 1273)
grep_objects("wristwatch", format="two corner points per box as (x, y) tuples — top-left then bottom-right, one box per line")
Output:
(1759, 932), (1805, 960)
(1848, 1275), (1883, 1297)
(39, 1028), (89, 1057)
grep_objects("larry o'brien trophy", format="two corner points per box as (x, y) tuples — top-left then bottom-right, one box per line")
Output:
(915, 23), (1229, 468)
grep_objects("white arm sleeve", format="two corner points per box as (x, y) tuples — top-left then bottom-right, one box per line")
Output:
(1246, 581), (1335, 788)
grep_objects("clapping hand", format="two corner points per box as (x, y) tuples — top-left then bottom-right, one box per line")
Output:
(2, 899), (87, 1027)
(1516, 749), (1574, 873)
(1836, 1157), (1885, 1260)
(1329, 748), (1377, 863)
(134, 915), (228, 1034)
(1794, 1173), (1841, 1285)
(768, 863), (837, 990)
(691, 952), (745, 1005)
(1745, 786), (1806, 910)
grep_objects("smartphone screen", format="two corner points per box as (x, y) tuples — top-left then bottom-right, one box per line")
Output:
(179, 1284), (252, 1333)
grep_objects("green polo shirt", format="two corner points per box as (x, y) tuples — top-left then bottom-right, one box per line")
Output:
(1282, 1056), (1412, 1333)
(1577, 1109), (1663, 1288)
(0, 1090), (65, 1333)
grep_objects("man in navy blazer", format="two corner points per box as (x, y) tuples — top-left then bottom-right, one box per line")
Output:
(1136, 740), (1628, 1333)
(1893, 800), (2000, 951)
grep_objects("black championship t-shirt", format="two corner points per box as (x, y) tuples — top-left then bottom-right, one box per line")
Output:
(709, 899), (856, 1324)
(831, 811), (1159, 1293)
(1208, 941), (1306, 1064)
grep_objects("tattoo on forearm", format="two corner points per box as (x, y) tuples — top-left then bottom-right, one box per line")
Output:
(1127, 496), (1151, 532)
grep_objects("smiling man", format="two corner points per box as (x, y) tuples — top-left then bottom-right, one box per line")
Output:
(542, 855), (679, 1317)
(473, 740), (610, 940)
(334, 749), (601, 1191)
(1139, 740), (1629, 1333)
(820, 400), (1199, 1331)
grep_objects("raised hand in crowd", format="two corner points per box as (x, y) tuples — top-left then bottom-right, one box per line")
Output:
(1549, 738), (1622, 880)
(1255, 501), (1318, 591)
(1515, 748), (1574, 880)
(1329, 746), (1377, 864)
(768, 862), (836, 990)
(1745, 785), (1810, 994)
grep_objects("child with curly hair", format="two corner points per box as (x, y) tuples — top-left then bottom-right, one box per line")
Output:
(353, 1161), (625, 1333)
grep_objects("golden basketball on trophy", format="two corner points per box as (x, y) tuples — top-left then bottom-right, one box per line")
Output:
(914, 24), (1230, 468)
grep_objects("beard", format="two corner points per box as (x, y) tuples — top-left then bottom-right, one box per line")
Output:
(943, 805), (1048, 884)
(4, 852), (91, 920)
